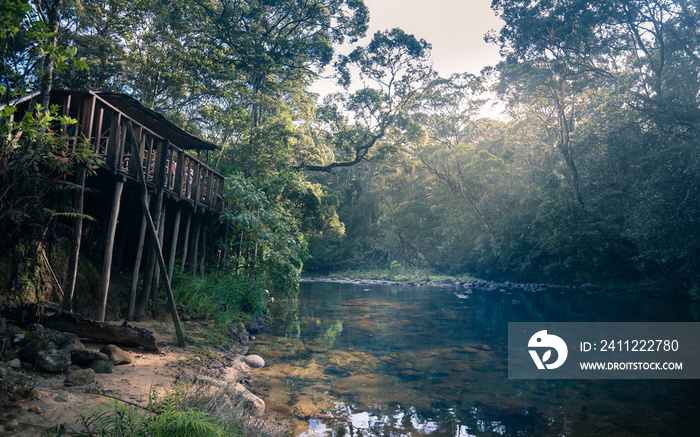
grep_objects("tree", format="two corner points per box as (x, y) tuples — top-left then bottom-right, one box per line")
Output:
(296, 28), (435, 172)
(409, 73), (496, 231)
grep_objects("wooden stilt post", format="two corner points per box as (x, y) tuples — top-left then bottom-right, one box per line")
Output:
(168, 206), (182, 281)
(63, 166), (87, 312)
(128, 193), (150, 320)
(98, 176), (125, 322)
(126, 121), (184, 347)
(151, 203), (167, 303)
(199, 217), (209, 277)
(135, 195), (159, 321)
(180, 210), (192, 274)
(191, 212), (202, 275)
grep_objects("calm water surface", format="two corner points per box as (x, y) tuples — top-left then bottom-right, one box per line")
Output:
(248, 282), (700, 436)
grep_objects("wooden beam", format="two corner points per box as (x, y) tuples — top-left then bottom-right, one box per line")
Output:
(191, 213), (201, 276)
(98, 176), (125, 322)
(199, 217), (210, 277)
(167, 205), (182, 281)
(63, 165), (86, 312)
(180, 210), (192, 274)
(150, 202), (167, 303)
(126, 120), (185, 347)
(128, 193), (150, 321)
(136, 187), (162, 321)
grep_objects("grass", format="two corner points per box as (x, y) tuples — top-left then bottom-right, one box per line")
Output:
(43, 382), (287, 437)
(170, 272), (268, 347)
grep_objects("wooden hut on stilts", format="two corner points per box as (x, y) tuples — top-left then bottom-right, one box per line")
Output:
(7, 90), (225, 342)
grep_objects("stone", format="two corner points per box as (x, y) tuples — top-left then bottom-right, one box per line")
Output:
(19, 339), (56, 363)
(54, 392), (77, 402)
(25, 323), (45, 335)
(90, 360), (114, 374)
(65, 365), (81, 375)
(229, 383), (266, 415)
(38, 349), (71, 373)
(246, 320), (261, 335)
(65, 369), (95, 386)
(6, 323), (22, 336)
(61, 339), (85, 354)
(8, 358), (22, 369)
(243, 354), (265, 368)
(100, 345), (133, 365)
(70, 349), (109, 366)
(3, 419), (19, 432)
(43, 328), (69, 346)
(3, 350), (18, 361)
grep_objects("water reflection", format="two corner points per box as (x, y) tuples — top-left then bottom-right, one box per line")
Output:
(249, 282), (700, 436)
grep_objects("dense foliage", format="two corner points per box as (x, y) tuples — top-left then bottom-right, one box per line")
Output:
(2, 0), (699, 297)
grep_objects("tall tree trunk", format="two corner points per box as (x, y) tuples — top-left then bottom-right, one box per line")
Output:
(37, 0), (64, 109)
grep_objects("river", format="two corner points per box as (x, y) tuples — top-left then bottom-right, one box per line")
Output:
(248, 281), (700, 436)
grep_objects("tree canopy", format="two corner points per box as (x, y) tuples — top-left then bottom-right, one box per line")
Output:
(2, 0), (699, 296)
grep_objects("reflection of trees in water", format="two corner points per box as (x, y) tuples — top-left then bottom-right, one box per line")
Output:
(258, 284), (700, 436)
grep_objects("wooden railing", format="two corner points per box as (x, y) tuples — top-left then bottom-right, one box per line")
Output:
(55, 91), (225, 211)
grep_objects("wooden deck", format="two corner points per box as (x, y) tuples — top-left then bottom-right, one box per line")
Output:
(53, 90), (225, 212)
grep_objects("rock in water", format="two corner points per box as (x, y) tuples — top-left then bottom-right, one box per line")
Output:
(65, 368), (95, 386)
(100, 344), (134, 365)
(243, 354), (265, 368)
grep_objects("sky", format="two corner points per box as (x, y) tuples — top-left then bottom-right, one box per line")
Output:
(362, 0), (504, 77)
(312, 0), (504, 94)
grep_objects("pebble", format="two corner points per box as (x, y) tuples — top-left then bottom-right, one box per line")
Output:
(54, 392), (77, 402)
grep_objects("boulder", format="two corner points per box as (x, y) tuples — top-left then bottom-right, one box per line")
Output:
(19, 338), (56, 363)
(37, 349), (71, 373)
(61, 339), (86, 353)
(100, 344), (133, 365)
(70, 349), (109, 366)
(65, 368), (95, 386)
(64, 365), (81, 375)
(90, 360), (114, 374)
(243, 354), (265, 368)
(2, 349), (18, 361)
(25, 323), (45, 335)
(43, 328), (70, 346)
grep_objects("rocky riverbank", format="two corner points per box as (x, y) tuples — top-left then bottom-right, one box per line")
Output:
(0, 315), (278, 436)
(303, 276), (604, 293)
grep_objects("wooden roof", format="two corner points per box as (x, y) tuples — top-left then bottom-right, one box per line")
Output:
(8, 90), (220, 152)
